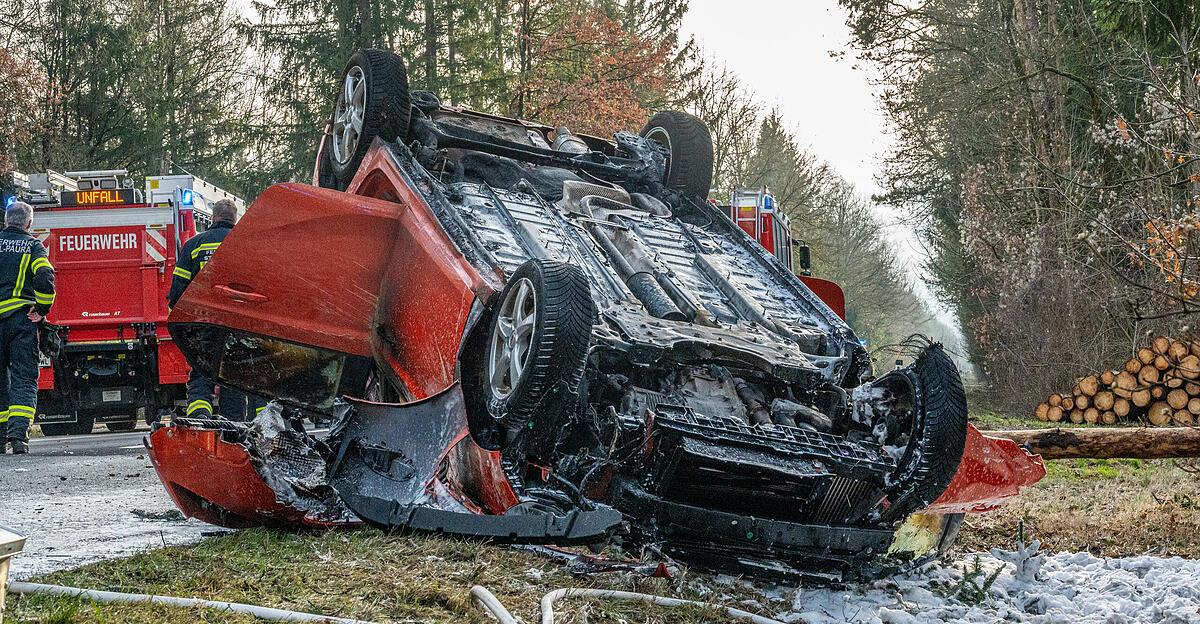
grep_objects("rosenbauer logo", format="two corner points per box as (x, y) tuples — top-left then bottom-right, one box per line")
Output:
(58, 233), (139, 252)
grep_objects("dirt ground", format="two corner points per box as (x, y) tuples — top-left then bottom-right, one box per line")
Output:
(6, 410), (1200, 623)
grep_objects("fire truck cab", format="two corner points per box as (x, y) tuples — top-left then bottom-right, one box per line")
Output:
(7, 169), (240, 435)
(725, 188), (846, 320)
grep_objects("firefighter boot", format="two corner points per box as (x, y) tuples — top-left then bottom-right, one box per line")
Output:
(8, 439), (27, 454)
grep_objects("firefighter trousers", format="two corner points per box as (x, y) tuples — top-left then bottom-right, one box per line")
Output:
(185, 370), (266, 423)
(0, 311), (40, 442)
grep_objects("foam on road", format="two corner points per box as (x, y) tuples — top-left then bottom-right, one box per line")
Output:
(0, 429), (213, 578)
(708, 545), (1200, 624)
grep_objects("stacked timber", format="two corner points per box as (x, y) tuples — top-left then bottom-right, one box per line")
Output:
(1035, 336), (1200, 427)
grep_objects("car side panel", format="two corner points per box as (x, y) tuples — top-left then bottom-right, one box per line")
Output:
(350, 147), (496, 399)
(170, 182), (402, 357)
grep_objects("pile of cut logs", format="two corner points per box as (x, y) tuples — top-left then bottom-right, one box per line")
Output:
(1035, 336), (1200, 426)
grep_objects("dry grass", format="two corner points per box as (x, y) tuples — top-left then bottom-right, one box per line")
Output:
(5, 530), (765, 624)
(9, 410), (1200, 622)
(957, 458), (1200, 558)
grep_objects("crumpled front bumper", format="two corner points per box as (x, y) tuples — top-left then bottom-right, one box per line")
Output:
(147, 405), (1044, 567)
(147, 423), (360, 529)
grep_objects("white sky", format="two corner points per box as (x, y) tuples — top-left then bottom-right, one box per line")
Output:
(680, 0), (889, 198)
(680, 1), (954, 324)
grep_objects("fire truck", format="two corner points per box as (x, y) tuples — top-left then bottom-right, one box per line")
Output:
(4, 169), (243, 435)
(725, 188), (846, 319)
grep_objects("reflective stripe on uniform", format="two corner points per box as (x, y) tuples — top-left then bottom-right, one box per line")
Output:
(191, 242), (221, 259)
(255, 406), (267, 414)
(12, 253), (29, 298)
(0, 297), (33, 315)
(33, 291), (54, 305)
(172, 266), (193, 280)
(0, 410), (8, 424)
(30, 257), (52, 273)
(187, 400), (213, 415)
(8, 405), (34, 421)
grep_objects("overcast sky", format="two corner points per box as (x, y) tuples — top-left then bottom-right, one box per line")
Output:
(680, 0), (890, 198)
(680, 1), (953, 322)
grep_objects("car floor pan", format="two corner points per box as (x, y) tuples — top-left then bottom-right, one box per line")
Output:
(328, 383), (621, 542)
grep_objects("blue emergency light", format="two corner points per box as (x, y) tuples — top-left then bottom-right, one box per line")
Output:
(180, 189), (194, 206)
(4, 195), (14, 209)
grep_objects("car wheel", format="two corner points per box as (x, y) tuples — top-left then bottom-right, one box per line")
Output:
(327, 48), (412, 184)
(880, 344), (969, 520)
(485, 259), (595, 428)
(640, 110), (714, 199)
(106, 420), (136, 432)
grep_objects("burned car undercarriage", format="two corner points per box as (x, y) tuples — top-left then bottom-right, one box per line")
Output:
(152, 48), (1044, 580)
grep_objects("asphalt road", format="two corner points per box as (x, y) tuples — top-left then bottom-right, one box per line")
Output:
(0, 426), (215, 579)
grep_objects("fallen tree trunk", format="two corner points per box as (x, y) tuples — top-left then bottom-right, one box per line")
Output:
(988, 426), (1200, 459)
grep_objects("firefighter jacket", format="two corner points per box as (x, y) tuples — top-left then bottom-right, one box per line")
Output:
(0, 226), (56, 319)
(168, 220), (234, 308)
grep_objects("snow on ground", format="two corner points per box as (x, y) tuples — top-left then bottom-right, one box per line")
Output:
(0, 432), (213, 579)
(704, 544), (1200, 624)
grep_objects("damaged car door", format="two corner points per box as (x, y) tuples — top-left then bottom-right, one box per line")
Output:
(168, 183), (404, 410)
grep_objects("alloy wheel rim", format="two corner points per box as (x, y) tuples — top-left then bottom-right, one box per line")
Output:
(331, 66), (367, 165)
(488, 278), (538, 400)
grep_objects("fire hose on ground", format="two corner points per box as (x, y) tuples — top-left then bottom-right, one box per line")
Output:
(8, 581), (783, 624)
(471, 585), (786, 624)
(6, 582), (377, 624)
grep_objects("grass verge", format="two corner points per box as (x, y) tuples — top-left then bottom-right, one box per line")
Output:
(5, 530), (764, 624)
(8, 408), (1199, 622)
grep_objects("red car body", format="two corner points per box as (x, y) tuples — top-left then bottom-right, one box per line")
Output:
(152, 53), (1044, 578)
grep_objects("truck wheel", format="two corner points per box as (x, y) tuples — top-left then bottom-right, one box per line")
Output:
(327, 48), (412, 184)
(71, 413), (96, 435)
(485, 260), (594, 428)
(640, 110), (714, 199)
(879, 344), (969, 521)
(39, 422), (73, 437)
(106, 421), (136, 432)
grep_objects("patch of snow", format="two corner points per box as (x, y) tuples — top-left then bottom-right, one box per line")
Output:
(764, 550), (1200, 624)
(850, 385), (885, 427)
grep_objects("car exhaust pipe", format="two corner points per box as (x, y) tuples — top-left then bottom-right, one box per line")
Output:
(578, 202), (689, 323)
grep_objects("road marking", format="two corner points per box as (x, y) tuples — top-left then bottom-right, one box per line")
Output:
(120, 445), (143, 450)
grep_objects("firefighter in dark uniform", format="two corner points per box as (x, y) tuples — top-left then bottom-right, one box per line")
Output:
(0, 201), (55, 454)
(168, 199), (264, 421)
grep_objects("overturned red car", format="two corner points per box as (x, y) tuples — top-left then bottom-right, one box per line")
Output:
(150, 48), (1044, 579)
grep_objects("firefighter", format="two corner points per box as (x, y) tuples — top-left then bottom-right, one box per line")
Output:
(168, 199), (264, 421)
(0, 201), (55, 454)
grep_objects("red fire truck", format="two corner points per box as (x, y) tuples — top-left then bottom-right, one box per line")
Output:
(725, 188), (846, 319)
(8, 169), (240, 434)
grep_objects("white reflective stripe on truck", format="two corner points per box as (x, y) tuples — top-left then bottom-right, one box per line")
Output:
(144, 227), (167, 262)
(31, 207), (175, 230)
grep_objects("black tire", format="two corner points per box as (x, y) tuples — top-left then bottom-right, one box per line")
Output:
(72, 413), (96, 435)
(485, 260), (595, 428)
(640, 111), (714, 199)
(315, 138), (340, 191)
(38, 422), (72, 436)
(106, 421), (136, 432)
(883, 344), (968, 520)
(327, 48), (412, 184)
